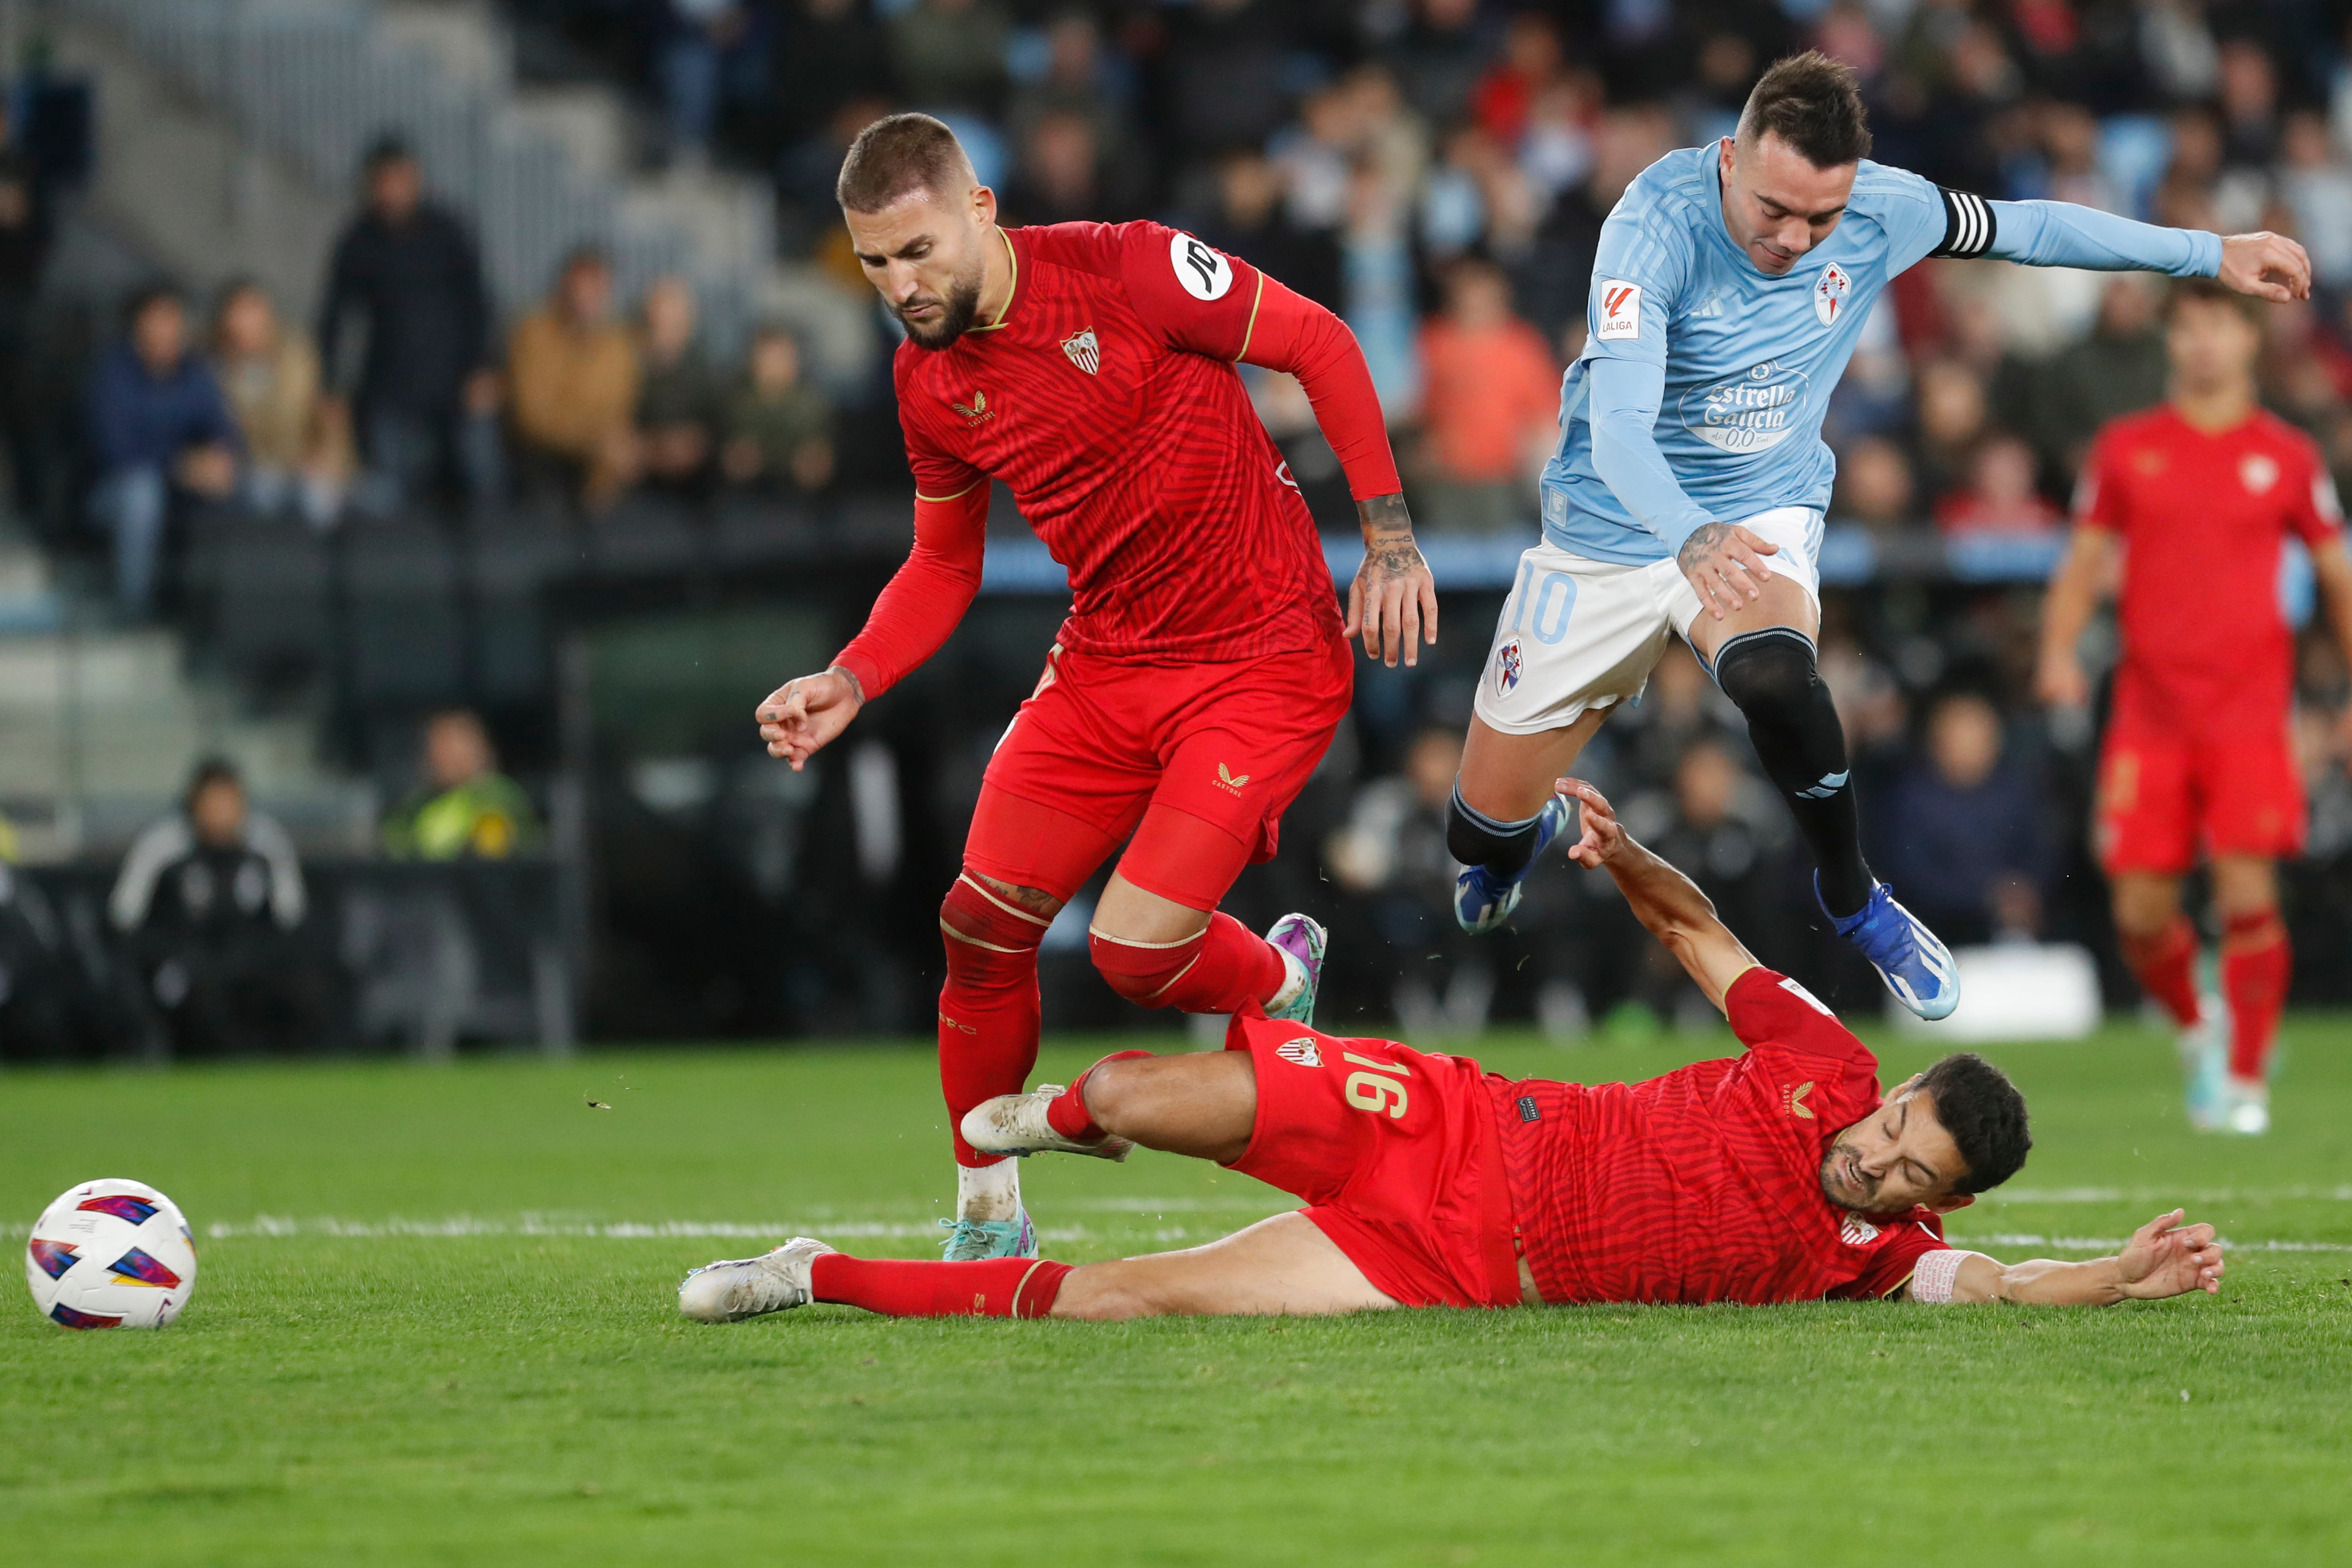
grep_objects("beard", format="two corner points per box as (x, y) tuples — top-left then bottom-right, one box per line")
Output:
(898, 268), (985, 350)
(1817, 1142), (1878, 1211)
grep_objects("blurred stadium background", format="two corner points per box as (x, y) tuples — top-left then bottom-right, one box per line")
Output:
(6, 0), (2352, 1060)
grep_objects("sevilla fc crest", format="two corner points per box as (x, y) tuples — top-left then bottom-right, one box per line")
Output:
(1061, 326), (1100, 375)
(1813, 262), (1851, 326)
(1275, 1037), (1322, 1068)
(1495, 636), (1524, 696)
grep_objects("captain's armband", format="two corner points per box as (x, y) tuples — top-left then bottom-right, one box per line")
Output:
(1928, 188), (1997, 260)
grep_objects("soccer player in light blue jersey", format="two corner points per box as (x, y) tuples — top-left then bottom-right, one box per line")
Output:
(1446, 52), (2311, 1021)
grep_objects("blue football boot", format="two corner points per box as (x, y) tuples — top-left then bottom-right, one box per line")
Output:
(937, 1209), (1038, 1261)
(1453, 791), (1573, 934)
(1820, 878), (1961, 1022)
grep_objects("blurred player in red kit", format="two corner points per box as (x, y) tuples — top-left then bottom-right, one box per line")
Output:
(2040, 278), (2352, 1135)
(678, 779), (2227, 1324)
(756, 115), (1436, 1258)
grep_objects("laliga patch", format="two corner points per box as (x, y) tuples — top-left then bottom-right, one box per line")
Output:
(1494, 635), (1524, 696)
(1813, 261), (1850, 326)
(1275, 1037), (1322, 1068)
(1170, 233), (1233, 301)
(1595, 280), (1641, 340)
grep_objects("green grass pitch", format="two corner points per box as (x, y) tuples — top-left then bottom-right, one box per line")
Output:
(4, 1019), (2351, 1566)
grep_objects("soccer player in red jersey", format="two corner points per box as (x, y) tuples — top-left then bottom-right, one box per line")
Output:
(679, 780), (2228, 1323)
(755, 115), (1437, 1260)
(2038, 278), (2352, 1136)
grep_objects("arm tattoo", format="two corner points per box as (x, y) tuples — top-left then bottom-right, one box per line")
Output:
(1676, 521), (1732, 572)
(826, 664), (867, 705)
(1357, 493), (1424, 579)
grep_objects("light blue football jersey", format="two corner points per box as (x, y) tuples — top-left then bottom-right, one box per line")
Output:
(1540, 144), (2215, 563)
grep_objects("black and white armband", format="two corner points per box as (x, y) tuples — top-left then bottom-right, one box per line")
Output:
(1928, 188), (1998, 259)
(1907, 1247), (1990, 1303)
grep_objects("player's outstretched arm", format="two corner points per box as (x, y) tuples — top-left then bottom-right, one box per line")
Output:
(1943, 1210), (2225, 1306)
(2308, 539), (2352, 751)
(1559, 777), (1758, 1011)
(756, 485), (989, 769)
(2033, 523), (2115, 709)
(1979, 195), (2309, 301)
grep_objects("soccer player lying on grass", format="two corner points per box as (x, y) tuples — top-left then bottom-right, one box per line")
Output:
(679, 781), (2227, 1324)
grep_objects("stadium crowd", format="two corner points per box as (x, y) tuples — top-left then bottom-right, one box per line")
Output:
(14, 0), (2352, 1048)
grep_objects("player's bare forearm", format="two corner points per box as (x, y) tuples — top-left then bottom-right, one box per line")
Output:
(2034, 526), (2112, 706)
(1346, 493), (1438, 668)
(1947, 1210), (2224, 1305)
(1559, 778), (1756, 1008)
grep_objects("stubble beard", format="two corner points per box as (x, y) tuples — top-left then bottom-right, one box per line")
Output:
(1817, 1143), (1875, 1211)
(901, 268), (985, 351)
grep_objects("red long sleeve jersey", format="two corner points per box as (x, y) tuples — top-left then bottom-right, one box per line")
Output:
(1491, 968), (1947, 1305)
(880, 221), (1381, 669)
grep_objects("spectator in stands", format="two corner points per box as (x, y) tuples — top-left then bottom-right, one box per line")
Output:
(0, 145), (49, 523)
(1009, 10), (1145, 210)
(635, 275), (722, 493)
(1830, 436), (1918, 533)
(1934, 434), (2063, 537)
(211, 279), (350, 529)
(382, 709), (543, 861)
(507, 246), (643, 512)
(1189, 149), (1341, 311)
(655, 0), (755, 167)
(110, 758), (321, 1056)
(720, 323), (833, 494)
(85, 285), (240, 616)
(1910, 356), (1989, 505)
(888, 0), (1012, 115)
(1378, 0), (1488, 130)
(1003, 110), (1110, 227)
(1630, 737), (1785, 1029)
(2021, 274), (2168, 487)
(2280, 110), (2352, 293)
(1878, 692), (2050, 948)
(318, 135), (502, 513)
(1412, 256), (1558, 535)
(765, 0), (891, 162)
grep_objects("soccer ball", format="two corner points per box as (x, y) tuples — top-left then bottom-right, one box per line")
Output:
(24, 1178), (198, 1330)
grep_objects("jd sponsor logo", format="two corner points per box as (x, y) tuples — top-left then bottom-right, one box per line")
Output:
(1680, 360), (1808, 453)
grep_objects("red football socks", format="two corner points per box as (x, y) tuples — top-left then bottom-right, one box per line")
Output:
(938, 878), (1048, 1169)
(1090, 912), (1285, 1014)
(2222, 912), (2290, 1083)
(2119, 915), (2201, 1029)
(1045, 1049), (1155, 1141)
(810, 1254), (1072, 1319)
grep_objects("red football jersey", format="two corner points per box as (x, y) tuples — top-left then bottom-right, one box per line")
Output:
(2075, 406), (2342, 721)
(893, 221), (1340, 663)
(1490, 968), (1947, 1305)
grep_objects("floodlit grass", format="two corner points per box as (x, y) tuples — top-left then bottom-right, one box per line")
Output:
(3, 1018), (2350, 1566)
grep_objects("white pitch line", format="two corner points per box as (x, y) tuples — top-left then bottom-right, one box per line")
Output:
(1985, 1186), (2352, 1205)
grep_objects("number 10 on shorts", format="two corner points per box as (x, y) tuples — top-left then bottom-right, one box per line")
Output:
(1343, 1052), (1410, 1118)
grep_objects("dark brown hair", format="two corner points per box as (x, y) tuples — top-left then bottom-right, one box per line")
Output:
(1917, 1053), (2031, 1195)
(835, 112), (974, 214)
(1737, 51), (1871, 168)
(2167, 275), (2263, 326)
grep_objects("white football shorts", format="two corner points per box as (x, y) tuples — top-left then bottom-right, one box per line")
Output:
(1472, 505), (1824, 736)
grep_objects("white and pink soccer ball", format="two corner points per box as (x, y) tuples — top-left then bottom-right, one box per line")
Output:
(24, 1179), (198, 1329)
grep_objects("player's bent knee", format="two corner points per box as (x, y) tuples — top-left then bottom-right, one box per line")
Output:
(938, 872), (1051, 972)
(1088, 927), (1202, 1007)
(1712, 628), (1819, 718)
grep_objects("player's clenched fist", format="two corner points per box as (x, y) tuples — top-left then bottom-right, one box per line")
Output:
(756, 666), (866, 770)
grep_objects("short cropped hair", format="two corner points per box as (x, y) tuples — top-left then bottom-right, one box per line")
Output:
(2167, 274), (2263, 326)
(835, 112), (974, 214)
(1737, 51), (1871, 168)
(1917, 1053), (2031, 1195)
(185, 755), (243, 807)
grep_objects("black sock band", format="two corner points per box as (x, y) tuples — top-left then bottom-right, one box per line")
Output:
(1447, 786), (1544, 880)
(1712, 628), (1875, 918)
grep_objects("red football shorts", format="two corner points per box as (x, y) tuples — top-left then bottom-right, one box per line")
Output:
(2096, 698), (2304, 875)
(970, 634), (1352, 907)
(1224, 1009), (1521, 1310)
